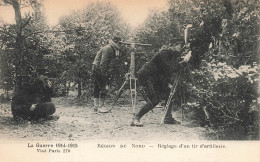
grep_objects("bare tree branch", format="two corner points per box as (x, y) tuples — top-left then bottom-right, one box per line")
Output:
(20, 16), (31, 31)
(221, 110), (243, 122)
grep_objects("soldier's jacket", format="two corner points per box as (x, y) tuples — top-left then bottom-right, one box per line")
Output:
(92, 44), (117, 77)
(137, 49), (182, 103)
(11, 75), (54, 119)
(33, 76), (53, 103)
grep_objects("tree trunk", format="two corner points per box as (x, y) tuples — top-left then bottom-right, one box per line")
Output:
(77, 80), (82, 98)
(63, 81), (67, 96)
(222, 0), (233, 18)
(9, 0), (23, 92)
(219, 19), (228, 56)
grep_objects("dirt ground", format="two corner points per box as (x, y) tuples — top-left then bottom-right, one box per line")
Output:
(0, 91), (208, 141)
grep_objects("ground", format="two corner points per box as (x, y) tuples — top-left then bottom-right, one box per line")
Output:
(0, 91), (208, 141)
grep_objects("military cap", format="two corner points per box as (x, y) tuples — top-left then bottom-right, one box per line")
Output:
(112, 36), (121, 42)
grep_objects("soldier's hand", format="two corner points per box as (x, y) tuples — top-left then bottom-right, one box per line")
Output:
(30, 104), (37, 111)
(185, 43), (190, 49)
(125, 73), (130, 79)
(179, 50), (192, 64)
(47, 80), (52, 87)
(168, 83), (173, 89)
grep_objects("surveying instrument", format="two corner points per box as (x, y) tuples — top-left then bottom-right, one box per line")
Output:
(98, 41), (151, 122)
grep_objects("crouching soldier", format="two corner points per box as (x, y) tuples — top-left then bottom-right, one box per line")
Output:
(132, 39), (191, 126)
(11, 69), (58, 120)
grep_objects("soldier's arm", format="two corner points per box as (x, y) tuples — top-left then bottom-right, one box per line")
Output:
(100, 46), (112, 75)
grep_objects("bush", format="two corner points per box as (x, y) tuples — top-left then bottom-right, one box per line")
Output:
(185, 57), (259, 139)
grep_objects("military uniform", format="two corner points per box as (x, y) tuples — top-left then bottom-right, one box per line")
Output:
(134, 48), (183, 126)
(11, 75), (56, 120)
(92, 43), (118, 98)
(92, 37), (121, 112)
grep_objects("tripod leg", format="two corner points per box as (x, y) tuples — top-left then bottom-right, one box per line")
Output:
(98, 79), (128, 113)
(130, 77), (138, 124)
(112, 80), (129, 107)
(161, 92), (174, 124)
(161, 74), (180, 124)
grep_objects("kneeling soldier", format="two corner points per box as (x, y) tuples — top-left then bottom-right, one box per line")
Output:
(11, 69), (58, 120)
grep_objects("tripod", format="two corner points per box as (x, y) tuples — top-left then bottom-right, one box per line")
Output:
(98, 42), (151, 121)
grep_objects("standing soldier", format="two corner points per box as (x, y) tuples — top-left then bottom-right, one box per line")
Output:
(92, 36), (122, 112)
(132, 39), (192, 126)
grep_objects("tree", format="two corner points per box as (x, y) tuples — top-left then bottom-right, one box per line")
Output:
(0, 0), (58, 118)
(53, 1), (131, 97)
(0, 0), (50, 91)
(134, 0), (260, 139)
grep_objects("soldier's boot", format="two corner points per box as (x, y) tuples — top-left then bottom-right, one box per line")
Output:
(99, 97), (104, 108)
(163, 108), (181, 124)
(131, 102), (154, 127)
(164, 117), (181, 124)
(98, 97), (109, 112)
(93, 98), (99, 112)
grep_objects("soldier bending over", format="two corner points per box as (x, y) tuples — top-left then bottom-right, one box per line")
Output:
(132, 39), (191, 126)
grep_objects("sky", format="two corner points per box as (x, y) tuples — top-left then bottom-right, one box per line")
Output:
(0, 0), (168, 28)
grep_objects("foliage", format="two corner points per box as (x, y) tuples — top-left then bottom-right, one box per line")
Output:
(135, 0), (259, 139)
(0, 22), (14, 93)
(47, 1), (131, 97)
(190, 0), (259, 140)
(0, 0), (51, 93)
(0, 0), (259, 139)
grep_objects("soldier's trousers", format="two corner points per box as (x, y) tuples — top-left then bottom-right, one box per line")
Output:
(136, 79), (172, 120)
(30, 102), (56, 119)
(92, 65), (107, 98)
(135, 102), (173, 120)
(12, 100), (56, 119)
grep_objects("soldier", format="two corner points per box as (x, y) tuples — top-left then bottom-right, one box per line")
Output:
(92, 36), (122, 112)
(11, 68), (58, 120)
(132, 39), (191, 126)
